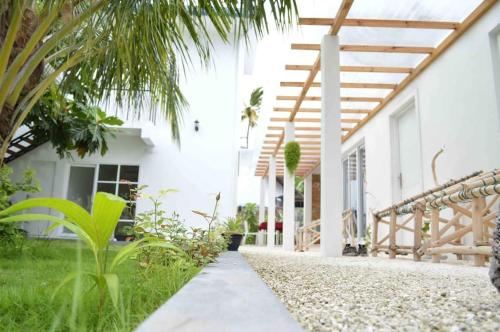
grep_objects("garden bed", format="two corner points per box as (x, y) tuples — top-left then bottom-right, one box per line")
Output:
(0, 240), (200, 331)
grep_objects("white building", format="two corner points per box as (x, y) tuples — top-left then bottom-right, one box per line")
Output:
(8, 30), (244, 238)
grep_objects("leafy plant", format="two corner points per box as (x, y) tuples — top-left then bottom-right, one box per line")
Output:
(284, 141), (301, 174)
(0, 192), (176, 313)
(192, 192), (221, 244)
(132, 187), (226, 267)
(0, 165), (40, 250)
(27, 82), (123, 159)
(240, 202), (258, 232)
(241, 87), (263, 148)
(225, 216), (244, 234)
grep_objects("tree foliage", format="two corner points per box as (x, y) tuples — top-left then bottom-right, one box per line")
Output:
(0, 1), (298, 162)
(27, 83), (123, 159)
(241, 87), (263, 148)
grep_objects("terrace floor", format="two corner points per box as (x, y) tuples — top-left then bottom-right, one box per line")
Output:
(241, 246), (500, 331)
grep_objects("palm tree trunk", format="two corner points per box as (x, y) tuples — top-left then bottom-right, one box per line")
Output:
(246, 121), (251, 149)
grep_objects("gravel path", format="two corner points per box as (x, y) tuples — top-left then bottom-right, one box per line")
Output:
(241, 247), (500, 332)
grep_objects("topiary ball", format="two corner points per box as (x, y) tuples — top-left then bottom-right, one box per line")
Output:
(284, 141), (301, 174)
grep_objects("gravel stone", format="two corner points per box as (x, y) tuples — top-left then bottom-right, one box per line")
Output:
(241, 247), (500, 332)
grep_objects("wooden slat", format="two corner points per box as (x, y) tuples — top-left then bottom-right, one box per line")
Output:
(299, 18), (460, 30)
(285, 64), (314, 71)
(267, 126), (321, 131)
(277, 96), (383, 102)
(340, 65), (413, 73)
(292, 43), (435, 53)
(286, 64), (413, 73)
(341, 109), (372, 114)
(281, 81), (397, 89)
(266, 133), (321, 139)
(271, 117), (321, 123)
(274, 108), (321, 113)
(342, 0), (497, 142)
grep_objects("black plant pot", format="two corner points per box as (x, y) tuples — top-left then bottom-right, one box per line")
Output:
(227, 234), (243, 251)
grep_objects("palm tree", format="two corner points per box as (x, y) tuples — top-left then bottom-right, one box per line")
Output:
(0, 1), (297, 164)
(241, 87), (263, 148)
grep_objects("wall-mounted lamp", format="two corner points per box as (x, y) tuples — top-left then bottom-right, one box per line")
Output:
(194, 120), (200, 132)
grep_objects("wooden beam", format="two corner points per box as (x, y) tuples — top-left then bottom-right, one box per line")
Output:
(299, 18), (460, 30)
(267, 126), (321, 131)
(281, 81), (397, 89)
(292, 43), (435, 54)
(277, 96), (382, 102)
(341, 109), (372, 114)
(285, 64), (314, 71)
(267, 0), (355, 162)
(274, 107), (320, 113)
(266, 133), (321, 139)
(271, 117), (321, 123)
(340, 65), (413, 73)
(342, 0), (497, 143)
(286, 64), (413, 73)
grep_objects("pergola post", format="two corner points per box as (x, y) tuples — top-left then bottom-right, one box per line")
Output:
(320, 35), (343, 257)
(267, 156), (276, 247)
(283, 122), (295, 251)
(303, 174), (313, 245)
(258, 176), (267, 228)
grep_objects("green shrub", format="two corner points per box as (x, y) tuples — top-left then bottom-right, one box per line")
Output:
(224, 215), (244, 234)
(284, 141), (301, 174)
(0, 166), (40, 251)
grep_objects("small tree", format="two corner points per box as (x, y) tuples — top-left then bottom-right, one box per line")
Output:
(241, 87), (263, 148)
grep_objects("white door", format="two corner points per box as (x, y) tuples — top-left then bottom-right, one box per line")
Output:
(396, 104), (422, 200)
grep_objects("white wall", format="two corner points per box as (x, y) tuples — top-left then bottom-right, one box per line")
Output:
(341, 4), (500, 243)
(9, 33), (241, 233)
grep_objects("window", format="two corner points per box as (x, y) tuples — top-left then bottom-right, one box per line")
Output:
(66, 164), (140, 238)
(96, 164), (139, 237)
(342, 144), (367, 244)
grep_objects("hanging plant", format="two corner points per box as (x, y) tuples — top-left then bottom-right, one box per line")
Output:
(284, 141), (301, 174)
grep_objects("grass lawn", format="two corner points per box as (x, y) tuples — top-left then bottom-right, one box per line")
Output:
(0, 239), (200, 331)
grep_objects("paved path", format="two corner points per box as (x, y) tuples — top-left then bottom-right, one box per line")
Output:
(137, 251), (303, 332)
(242, 246), (500, 331)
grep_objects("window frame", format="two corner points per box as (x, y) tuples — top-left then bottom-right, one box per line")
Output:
(61, 163), (141, 238)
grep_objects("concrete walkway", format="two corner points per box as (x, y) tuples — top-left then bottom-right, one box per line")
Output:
(137, 251), (303, 332)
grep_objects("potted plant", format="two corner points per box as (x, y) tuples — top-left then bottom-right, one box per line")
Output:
(225, 216), (244, 251)
(115, 225), (135, 242)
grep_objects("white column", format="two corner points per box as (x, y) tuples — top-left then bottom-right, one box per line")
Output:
(303, 174), (313, 245)
(304, 174), (312, 227)
(283, 122), (295, 251)
(267, 156), (276, 247)
(320, 35), (343, 257)
(258, 176), (267, 226)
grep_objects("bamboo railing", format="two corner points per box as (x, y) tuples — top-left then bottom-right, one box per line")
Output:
(372, 169), (499, 266)
(295, 209), (356, 251)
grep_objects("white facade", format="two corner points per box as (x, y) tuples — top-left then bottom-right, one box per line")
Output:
(9, 34), (242, 237)
(340, 4), (500, 244)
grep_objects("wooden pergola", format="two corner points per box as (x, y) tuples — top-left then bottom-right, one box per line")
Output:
(255, 0), (496, 178)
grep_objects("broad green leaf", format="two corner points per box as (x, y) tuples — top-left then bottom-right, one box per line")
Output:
(103, 273), (120, 309)
(0, 214), (95, 250)
(91, 192), (126, 249)
(51, 271), (96, 302)
(0, 197), (94, 239)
